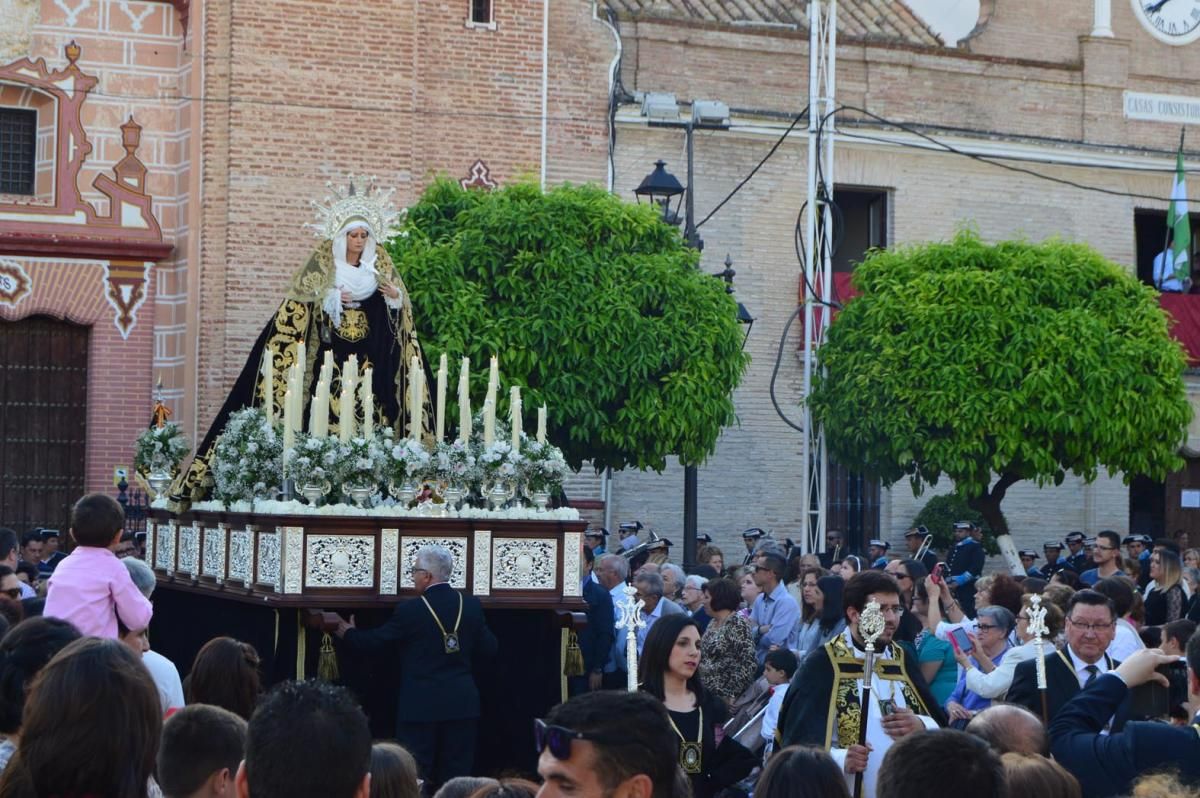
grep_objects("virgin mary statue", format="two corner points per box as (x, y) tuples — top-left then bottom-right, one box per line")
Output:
(172, 176), (432, 503)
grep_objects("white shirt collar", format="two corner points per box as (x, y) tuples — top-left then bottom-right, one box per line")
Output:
(1066, 645), (1112, 687)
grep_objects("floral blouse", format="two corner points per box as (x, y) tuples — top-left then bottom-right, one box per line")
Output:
(700, 612), (757, 704)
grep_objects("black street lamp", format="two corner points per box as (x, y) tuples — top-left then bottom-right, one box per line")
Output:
(633, 155), (751, 569)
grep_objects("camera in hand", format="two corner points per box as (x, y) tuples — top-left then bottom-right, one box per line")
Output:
(1128, 660), (1189, 722)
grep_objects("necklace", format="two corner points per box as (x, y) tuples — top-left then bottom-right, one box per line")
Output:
(421, 592), (464, 654)
(667, 704), (703, 774)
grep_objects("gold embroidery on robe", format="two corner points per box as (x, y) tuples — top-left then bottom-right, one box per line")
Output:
(822, 634), (930, 749)
(336, 308), (369, 342)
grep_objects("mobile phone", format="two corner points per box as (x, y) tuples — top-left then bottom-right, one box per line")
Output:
(1128, 661), (1189, 720)
(949, 627), (972, 654)
(931, 563), (945, 585)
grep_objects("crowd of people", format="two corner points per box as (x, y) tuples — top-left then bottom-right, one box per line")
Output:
(5, 493), (1200, 798)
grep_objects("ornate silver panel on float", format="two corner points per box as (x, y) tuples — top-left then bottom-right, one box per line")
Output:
(257, 530), (281, 590)
(380, 529), (399, 595)
(305, 535), (375, 589)
(157, 522), (176, 573)
(399, 537), (468, 589)
(473, 530), (492, 596)
(178, 525), (200, 578)
(145, 521), (156, 569)
(228, 526), (253, 585)
(203, 524), (227, 582)
(562, 531), (582, 597)
(492, 538), (557, 590)
(282, 527), (304, 595)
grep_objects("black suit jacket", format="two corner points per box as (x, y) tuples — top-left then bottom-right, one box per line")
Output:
(1049, 673), (1200, 798)
(581, 578), (615, 673)
(1006, 649), (1128, 732)
(344, 583), (498, 722)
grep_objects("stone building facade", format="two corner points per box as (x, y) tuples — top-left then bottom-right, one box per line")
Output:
(598, 0), (1200, 561)
(3, 0), (1199, 564)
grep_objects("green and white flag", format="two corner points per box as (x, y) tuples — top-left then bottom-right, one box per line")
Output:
(1170, 144), (1191, 285)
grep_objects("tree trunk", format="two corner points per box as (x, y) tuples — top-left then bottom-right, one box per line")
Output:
(967, 472), (1021, 537)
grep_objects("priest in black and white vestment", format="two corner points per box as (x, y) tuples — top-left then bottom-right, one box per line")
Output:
(778, 570), (946, 798)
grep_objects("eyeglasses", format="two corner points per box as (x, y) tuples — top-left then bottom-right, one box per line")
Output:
(1017, 614), (1030, 622)
(534, 719), (620, 760)
(976, 623), (998, 631)
(410, 567), (430, 577)
(891, 572), (911, 581)
(876, 605), (905, 617)
(1095, 545), (1118, 552)
(1067, 618), (1114, 633)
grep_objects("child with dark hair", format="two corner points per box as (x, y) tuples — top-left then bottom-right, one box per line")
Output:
(761, 648), (800, 755)
(43, 493), (152, 639)
(158, 705), (247, 798)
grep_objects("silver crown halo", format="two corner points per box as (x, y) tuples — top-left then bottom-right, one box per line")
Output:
(309, 174), (406, 243)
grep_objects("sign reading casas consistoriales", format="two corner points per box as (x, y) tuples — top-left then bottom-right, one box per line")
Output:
(1124, 91), (1200, 125)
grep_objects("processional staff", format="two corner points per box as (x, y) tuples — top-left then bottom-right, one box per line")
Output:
(1027, 593), (1050, 724)
(615, 583), (646, 692)
(853, 599), (886, 798)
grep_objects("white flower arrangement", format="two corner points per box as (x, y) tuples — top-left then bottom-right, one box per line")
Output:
(134, 422), (191, 475)
(339, 434), (390, 493)
(477, 439), (523, 486)
(519, 439), (569, 494)
(188, 498), (582, 521)
(389, 435), (432, 485)
(285, 433), (343, 488)
(432, 438), (478, 486)
(211, 408), (283, 506)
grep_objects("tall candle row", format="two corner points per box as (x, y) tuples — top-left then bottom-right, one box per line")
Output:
(265, 349), (550, 449)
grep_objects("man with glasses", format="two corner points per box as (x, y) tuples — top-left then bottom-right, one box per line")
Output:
(779, 570), (946, 797)
(535, 691), (677, 798)
(750, 552), (800, 665)
(335, 545), (497, 790)
(818, 529), (845, 570)
(1079, 530), (1125, 587)
(883, 559), (927, 644)
(1006, 589), (1129, 730)
(679, 575), (710, 633)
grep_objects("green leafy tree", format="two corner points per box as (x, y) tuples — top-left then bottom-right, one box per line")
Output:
(809, 230), (1191, 536)
(387, 180), (749, 472)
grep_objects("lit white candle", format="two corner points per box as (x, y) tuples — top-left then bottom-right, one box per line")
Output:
(436, 354), (448, 443)
(537, 405), (547, 444)
(345, 354), (358, 396)
(458, 357), (471, 443)
(313, 379), (329, 437)
(483, 398), (495, 447)
(510, 386), (522, 450)
(408, 356), (420, 439)
(260, 347), (275, 422)
(414, 364), (425, 440)
(360, 367), (374, 440)
(339, 385), (354, 442)
(283, 388), (295, 455)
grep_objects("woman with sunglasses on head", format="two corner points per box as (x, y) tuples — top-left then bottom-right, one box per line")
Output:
(639, 614), (756, 798)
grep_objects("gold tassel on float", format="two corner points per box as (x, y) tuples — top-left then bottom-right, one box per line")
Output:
(564, 630), (585, 677)
(318, 633), (340, 682)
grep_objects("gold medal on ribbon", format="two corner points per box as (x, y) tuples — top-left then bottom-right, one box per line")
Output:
(669, 706), (703, 775)
(421, 593), (464, 655)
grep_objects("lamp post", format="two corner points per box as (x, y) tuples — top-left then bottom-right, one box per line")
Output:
(634, 146), (751, 569)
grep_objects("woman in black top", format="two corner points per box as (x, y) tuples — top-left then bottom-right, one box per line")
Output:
(638, 614), (756, 798)
(1145, 548), (1186, 626)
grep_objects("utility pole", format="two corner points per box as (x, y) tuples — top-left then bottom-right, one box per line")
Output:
(800, 0), (836, 556)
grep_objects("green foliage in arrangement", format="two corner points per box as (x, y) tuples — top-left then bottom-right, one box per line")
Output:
(810, 230), (1191, 535)
(387, 180), (750, 472)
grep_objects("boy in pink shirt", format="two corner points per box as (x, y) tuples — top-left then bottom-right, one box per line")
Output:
(44, 493), (153, 639)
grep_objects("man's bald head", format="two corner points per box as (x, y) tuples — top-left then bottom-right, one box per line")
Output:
(966, 703), (1047, 756)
